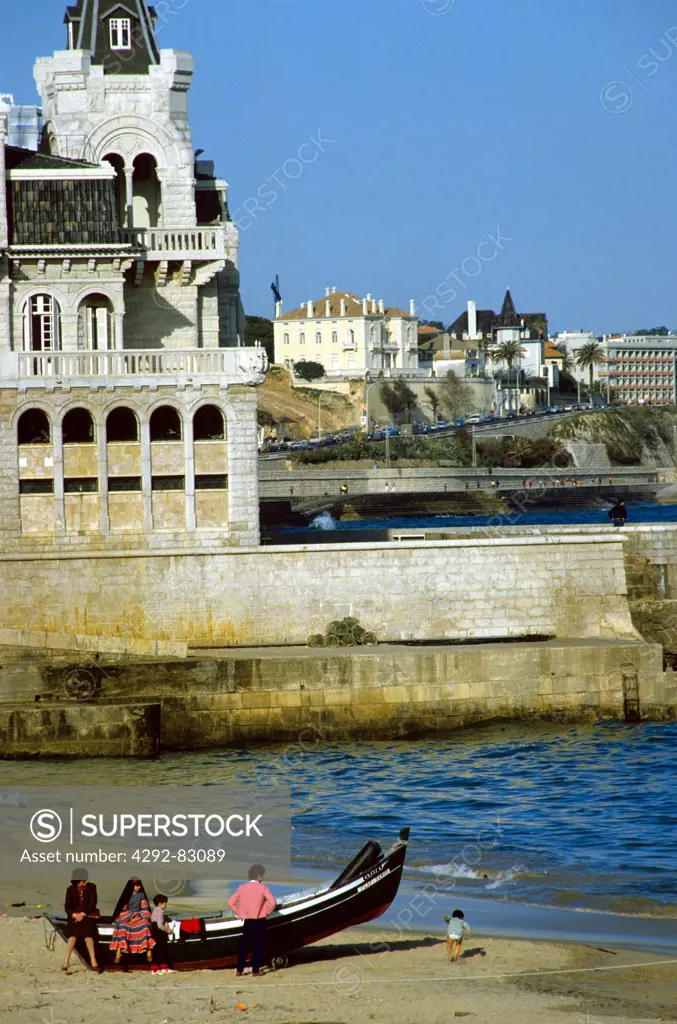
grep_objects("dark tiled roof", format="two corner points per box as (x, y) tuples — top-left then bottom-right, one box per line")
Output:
(5, 146), (97, 171)
(64, 0), (160, 75)
(8, 177), (121, 245)
(449, 297), (548, 341)
(448, 308), (496, 337)
(497, 288), (520, 327)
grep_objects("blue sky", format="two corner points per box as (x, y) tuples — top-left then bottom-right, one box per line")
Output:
(3, 0), (677, 333)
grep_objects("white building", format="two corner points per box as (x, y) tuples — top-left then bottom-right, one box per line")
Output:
(274, 288), (420, 376)
(0, 1), (266, 548)
(553, 331), (603, 385)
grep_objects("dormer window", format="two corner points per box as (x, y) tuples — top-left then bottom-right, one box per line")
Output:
(109, 17), (131, 49)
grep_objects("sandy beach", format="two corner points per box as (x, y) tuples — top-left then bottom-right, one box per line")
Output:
(1, 917), (676, 1024)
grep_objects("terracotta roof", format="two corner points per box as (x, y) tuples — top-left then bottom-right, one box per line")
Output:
(418, 325), (441, 337)
(544, 342), (566, 359)
(279, 293), (414, 320)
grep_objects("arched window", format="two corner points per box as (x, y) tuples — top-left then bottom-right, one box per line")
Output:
(370, 326), (377, 344)
(332, 331), (338, 344)
(299, 332), (306, 345)
(315, 331), (322, 345)
(23, 295), (61, 352)
(193, 405), (225, 441)
(103, 153), (127, 226)
(106, 408), (139, 443)
(132, 153), (161, 228)
(150, 406), (182, 442)
(79, 294), (115, 351)
(347, 329), (355, 347)
(283, 332), (290, 345)
(63, 409), (95, 444)
(18, 409), (51, 445)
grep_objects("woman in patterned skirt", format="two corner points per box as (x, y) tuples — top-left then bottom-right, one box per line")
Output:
(110, 879), (156, 965)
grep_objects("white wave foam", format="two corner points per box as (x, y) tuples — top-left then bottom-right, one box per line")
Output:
(309, 512), (336, 531)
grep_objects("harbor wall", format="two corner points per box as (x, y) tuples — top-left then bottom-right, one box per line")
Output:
(0, 640), (672, 755)
(0, 532), (636, 646)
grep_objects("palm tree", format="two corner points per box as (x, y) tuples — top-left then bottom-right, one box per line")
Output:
(489, 339), (526, 385)
(575, 341), (605, 400)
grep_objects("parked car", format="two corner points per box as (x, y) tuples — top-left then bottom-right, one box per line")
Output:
(465, 414), (483, 424)
(453, 419), (466, 427)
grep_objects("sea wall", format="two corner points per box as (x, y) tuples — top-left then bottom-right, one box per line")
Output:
(1, 639), (671, 755)
(0, 532), (636, 646)
(0, 700), (160, 758)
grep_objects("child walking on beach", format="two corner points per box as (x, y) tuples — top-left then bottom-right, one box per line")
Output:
(444, 909), (471, 962)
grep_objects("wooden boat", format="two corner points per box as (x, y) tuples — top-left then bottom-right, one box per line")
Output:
(45, 827), (410, 972)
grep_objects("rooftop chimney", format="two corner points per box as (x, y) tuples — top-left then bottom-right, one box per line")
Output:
(371, 299), (377, 314)
(332, 286), (337, 294)
(275, 300), (282, 319)
(340, 298), (346, 316)
(325, 286), (330, 296)
(467, 300), (477, 339)
(378, 299), (384, 314)
(409, 299), (416, 317)
(325, 299), (331, 317)
(307, 300), (314, 318)
(362, 297), (368, 316)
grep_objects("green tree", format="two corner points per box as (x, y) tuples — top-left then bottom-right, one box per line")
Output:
(245, 315), (274, 362)
(439, 370), (475, 420)
(380, 379), (419, 423)
(294, 360), (325, 382)
(489, 340), (526, 385)
(575, 341), (605, 395)
(424, 385), (441, 423)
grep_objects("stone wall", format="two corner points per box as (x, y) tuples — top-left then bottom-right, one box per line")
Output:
(0, 383), (259, 545)
(1, 639), (670, 755)
(0, 532), (636, 645)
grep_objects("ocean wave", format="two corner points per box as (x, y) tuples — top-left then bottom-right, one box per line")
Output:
(420, 862), (528, 889)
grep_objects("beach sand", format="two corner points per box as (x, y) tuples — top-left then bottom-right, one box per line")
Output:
(1, 917), (676, 1024)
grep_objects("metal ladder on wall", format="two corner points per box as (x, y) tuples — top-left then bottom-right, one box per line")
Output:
(622, 671), (641, 723)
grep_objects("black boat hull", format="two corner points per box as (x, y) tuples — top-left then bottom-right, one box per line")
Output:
(46, 830), (409, 972)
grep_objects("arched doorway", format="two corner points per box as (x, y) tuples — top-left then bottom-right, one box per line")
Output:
(132, 153), (161, 228)
(106, 407), (139, 443)
(18, 409), (51, 445)
(78, 294), (115, 351)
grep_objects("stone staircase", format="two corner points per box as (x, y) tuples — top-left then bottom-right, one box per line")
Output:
(566, 442), (612, 472)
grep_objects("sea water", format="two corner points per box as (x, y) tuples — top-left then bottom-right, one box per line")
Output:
(4, 721), (675, 920)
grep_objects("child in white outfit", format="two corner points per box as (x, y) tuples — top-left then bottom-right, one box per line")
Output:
(444, 908), (471, 962)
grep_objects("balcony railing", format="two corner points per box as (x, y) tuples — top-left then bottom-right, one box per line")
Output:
(122, 227), (226, 260)
(4, 348), (268, 387)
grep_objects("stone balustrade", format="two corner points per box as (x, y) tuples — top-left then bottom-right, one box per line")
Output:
(2, 347), (268, 387)
(122, 226), (226, 260)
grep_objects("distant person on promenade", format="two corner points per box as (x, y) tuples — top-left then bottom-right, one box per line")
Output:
(608, 499), (627, 528)
(228, 864), (277, 977)
(63, 868), (101, 973)
(444, 908), (472, 963)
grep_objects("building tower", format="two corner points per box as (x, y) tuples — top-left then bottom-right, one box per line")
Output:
(34, 0), (243, 349)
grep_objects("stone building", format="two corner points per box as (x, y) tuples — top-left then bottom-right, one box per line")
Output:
(274, 288), (420, 376)
(0, 2), (267, 548)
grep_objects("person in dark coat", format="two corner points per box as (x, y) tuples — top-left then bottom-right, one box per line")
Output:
(608, 499), (628, 527)
(63, 868), (101, 972)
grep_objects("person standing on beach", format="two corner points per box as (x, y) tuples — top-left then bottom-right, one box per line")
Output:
(228, 865), (276, 977)
(63, 868), (101, 973)
(444, 909), (471, 963)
